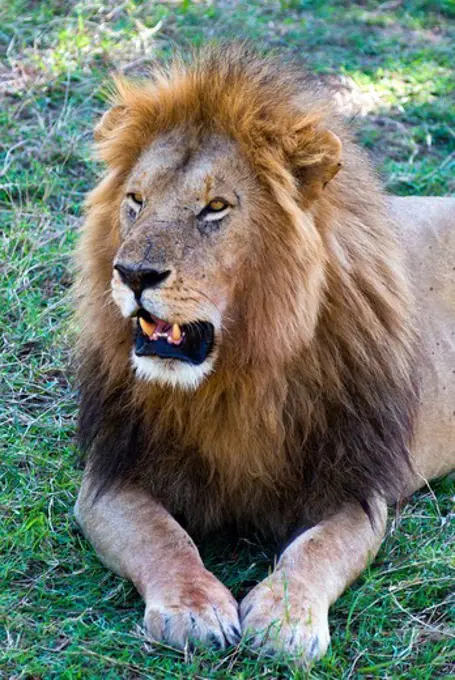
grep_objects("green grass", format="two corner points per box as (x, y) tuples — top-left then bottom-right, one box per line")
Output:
(1, 1), (454, 677)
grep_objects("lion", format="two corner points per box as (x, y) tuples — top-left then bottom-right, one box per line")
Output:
(74, 45), (455, 662)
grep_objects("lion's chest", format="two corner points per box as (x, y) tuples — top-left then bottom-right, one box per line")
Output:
(142, 424), (300, 539)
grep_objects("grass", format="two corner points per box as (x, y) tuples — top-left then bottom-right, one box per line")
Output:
(1, 1), (454, 677)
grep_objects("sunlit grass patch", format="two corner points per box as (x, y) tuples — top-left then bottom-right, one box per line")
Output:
(350, 63), (453, 109)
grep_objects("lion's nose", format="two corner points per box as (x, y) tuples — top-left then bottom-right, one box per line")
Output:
(114, 264), (171, 295)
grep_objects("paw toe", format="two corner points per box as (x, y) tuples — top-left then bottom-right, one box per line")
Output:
(144, 592), (240, 651)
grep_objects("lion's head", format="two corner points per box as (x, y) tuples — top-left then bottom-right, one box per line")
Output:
(77, 46), (417, 533)
(81, 46), (346, 390)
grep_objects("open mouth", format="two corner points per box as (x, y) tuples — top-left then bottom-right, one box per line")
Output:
(135, 309), (215, 365)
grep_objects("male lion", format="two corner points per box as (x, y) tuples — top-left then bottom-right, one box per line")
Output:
(74, 46), (455, 662)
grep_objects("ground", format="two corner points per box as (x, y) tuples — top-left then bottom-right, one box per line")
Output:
(1, 1), (454, 678)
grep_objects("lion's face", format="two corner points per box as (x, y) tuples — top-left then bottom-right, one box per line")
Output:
(111, 130), (257, 389)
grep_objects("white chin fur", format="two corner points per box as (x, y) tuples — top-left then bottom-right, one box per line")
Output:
(132, 352), (215, 390)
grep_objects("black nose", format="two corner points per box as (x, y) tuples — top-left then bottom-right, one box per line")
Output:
(114, 264), (171, 295)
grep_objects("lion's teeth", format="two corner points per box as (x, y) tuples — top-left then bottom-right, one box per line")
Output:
(171, 324), (181, 342)
(139, 317), (157, 337)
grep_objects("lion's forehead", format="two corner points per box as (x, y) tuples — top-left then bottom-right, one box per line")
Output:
(128, 131), (244, 200)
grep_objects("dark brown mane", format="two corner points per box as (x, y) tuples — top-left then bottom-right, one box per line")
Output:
(76, 45), (418, 540)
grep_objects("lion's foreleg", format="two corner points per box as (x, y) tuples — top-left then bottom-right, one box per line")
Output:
(75, 473), (240, 649)
(240, 498), (387, 662)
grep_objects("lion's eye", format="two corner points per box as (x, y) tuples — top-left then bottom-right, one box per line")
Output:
(199, 197), (230, 222)
(126, 192), (143, 219)
(208, 198), (227, 212)
(127, 192), (143, 206)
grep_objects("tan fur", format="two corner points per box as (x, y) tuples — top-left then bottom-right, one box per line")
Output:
(75, 477), (240, 648)
(388, 196), (455, 491)
(74, 47), (455, 662)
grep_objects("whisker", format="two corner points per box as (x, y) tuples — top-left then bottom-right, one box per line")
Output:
(183, 286), (234, 335)
(188, 287), (222, 316)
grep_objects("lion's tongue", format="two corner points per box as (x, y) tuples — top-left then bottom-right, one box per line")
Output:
(152, 318), (171, 336)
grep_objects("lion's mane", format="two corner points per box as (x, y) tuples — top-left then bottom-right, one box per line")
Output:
(76, 46), (418, 539)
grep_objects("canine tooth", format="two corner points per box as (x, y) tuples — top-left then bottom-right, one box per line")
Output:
(171, 324), (181, 342)
(139, 317), (156, 337)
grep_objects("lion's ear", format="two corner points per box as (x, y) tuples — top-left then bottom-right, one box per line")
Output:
(94, 105), (127, 142)
(293, 129), (343, 202)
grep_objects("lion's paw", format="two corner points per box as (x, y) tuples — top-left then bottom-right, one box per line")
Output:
(144, 567), (240, 650)
(240, 571), (330, 663)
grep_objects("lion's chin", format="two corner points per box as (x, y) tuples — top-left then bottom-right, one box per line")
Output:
(132, 352), (216, 390)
